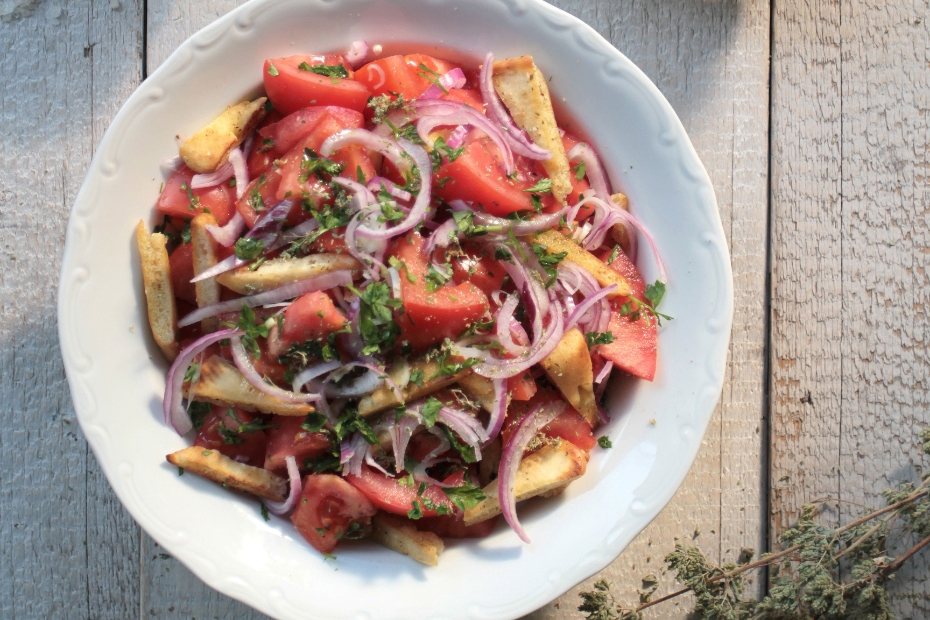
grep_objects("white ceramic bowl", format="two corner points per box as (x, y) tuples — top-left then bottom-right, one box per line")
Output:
(58, 0), (732, 618)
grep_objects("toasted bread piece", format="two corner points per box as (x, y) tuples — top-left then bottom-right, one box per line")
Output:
(179, 98), (267, 173)
(185, 355), (314, 416)
(609, 192), (633, 254)
(216, 253), (363, 295)
(492, 56), (572, 204)
(464, 439), (588, 525)
(167, 446), (287, 501)
(531, 229), (631, 297)
(540, 328), (598, 426)
(135, 220), (179, 361)
(357, 357), (470, 418)
(190, 213), (222, 333)
(456, 373), (499, 414)
(370, 512), (444, 566)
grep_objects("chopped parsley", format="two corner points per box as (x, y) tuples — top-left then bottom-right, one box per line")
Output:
(233, 237), (264, 261)
(183, 361), (201, 383)
(260, 503), (270, 521)
(585, 331), (615, 347)
(442, 425), (477, 463)
(442, 482), (487, 511)
(421, 397), (442, 428)
(416, 62), (447, 93)
(429, 340), (481, 379)
(224, 306), (270, 359)
(425, 262), (452, 292)
(247, 174), (267, 212)
(598, 435), (613, 449)
(188, 401), (211, 430)
(300, 411), (329, 433)
(452, 210), (501, 237)
(267, 62), (279, 76)
(429, 136), (465, 171)
(409, 369), (425, 388)
(524, 178), (553, 194)
(299, 148), (343, 183)
(608, 244), (621, 264)
(179, 221), (191, 244)
(573, 160), (586, 181)
(618, 280), (673, 326)
(368, 93), (409, 125)
(349, 282), (403, 356)
(531, 242), (567, 288)
(298, 62), (349, 79)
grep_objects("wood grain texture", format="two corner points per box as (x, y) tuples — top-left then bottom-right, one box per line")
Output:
(0, 0), (143, 618)
(529, 0), (771, 617)
(771, 0), (930, 616)
(0, 0), (769, 619)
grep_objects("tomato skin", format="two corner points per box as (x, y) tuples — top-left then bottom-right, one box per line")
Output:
(449, 243), (507, 299)
(345, 465), (457, 517)
(389, 232), (490, 352)
(309, 228), (349, 254)
(434, 137), (549, 217)
(168, 242), (197, 304)
(234, 171), (283, 228)
(595, 248), (657, 382)
(440, 88), (485, 111)
(263, 415), (332, 472)
(279, 291), (348, 351)
(418, 513), (497, 538)
(263, 55), (371, 115)
(156, 167), (236, 225)
(193, 406), (269, 467)
(291, 474), (377, 554)
(507, 372), (538, 402)
(502, 388), (596, 451)
(354, 54), (459, 100)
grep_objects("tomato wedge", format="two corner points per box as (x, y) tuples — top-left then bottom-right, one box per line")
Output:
(263, 55), (371, 115)
(291, 474), (377, 554)
(355, 53), (460, 100)
(263, 415), (332, 472)
(389, 232), (490, 352)
(503, 388), (596, 451)
(345, 465), (457, 517)
(168, 242), (197, 305)
(156, 166), (236, 225)
(193, 406), (269, 467)
(278, 291), (348, 351)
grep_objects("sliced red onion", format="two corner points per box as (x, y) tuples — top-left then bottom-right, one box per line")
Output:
(437, 406), (489, 453)
(420, 67), (467, 99)
(474, 296), (565, 379)
(341, 432), (368, 477)
(161, 155), (183, 173)
(179, 270), (353, 327)
(230, 337), (321, 403)
(447, 200), (566, 237)
(228, 147), (249, 200)
(484, 378), (508, 441)
(479, 52), (551, 160)
(595, 360), (613, 385)
(446, 125), (469, 149)
(495, 293), (528, 357)
(191, 160), (233, 189)
(565, 284), (617, 332)
(411, 101), (514, 175)
(264, 455), (302, 516)
(320, 130), (431, 241)
(566, 142), (611, 199)
(610, 206), (667, 283)
(190, 200), (294, 283)
(391, 414), (421, 473)
(366, 177), (412, 202)
(498, 400), (567, 542)
(423, 217), (459, 257)
(163, 328), (240, 435)
(365, 443), (391, 476)
(206, 211), (245, 247)
(413, 426), (452, 486)
(323, 361), (399, 399)
(346, 39), (369, 68)
(387, 267), (403, 300)
(291, 359), (342, 393)
(344, 209), (387, 279)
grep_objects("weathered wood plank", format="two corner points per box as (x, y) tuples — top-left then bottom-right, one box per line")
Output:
(771, 0), (930, 616)
(529, 0), (771, 617)
(0, 0), (142, 618)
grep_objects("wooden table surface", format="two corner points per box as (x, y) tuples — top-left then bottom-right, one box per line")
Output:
(1, 0), (927, 617)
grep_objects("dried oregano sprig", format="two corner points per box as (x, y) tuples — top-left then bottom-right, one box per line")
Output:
(579, 428), (930, 620)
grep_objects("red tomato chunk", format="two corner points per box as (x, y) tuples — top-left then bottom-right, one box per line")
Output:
(291, 474), (377, 554)
(263, 55), (371, 115)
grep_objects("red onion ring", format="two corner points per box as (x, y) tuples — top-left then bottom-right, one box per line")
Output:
(387, 267), (403, 300)
(498, 400), (567, 542)
(191, 161), (233, 189)
(206, 211), (245, 247)
(230, 337), (321, 403)
(341, 432), (368, 477)
(413, 426), (452, 486)
(495, 293), (528, 357)
(345, 40), (369, 68)
(324, 361), (399, 399)
(366, 63), (386, 90)
(179, 270), (353, 327)
(264, 455), (302, 516)
(190, 199), (294, 283)
(291, 359), (342, 393)
(595, 360), (613, 385)
(365, 443), (391, 476)
(366, 176), (412, 202)
(566, 142), (610, 199)
(484, 378), (508, 441)
(410, 100), (514, 175)
(446, 125), (469, 149)
(420, 67), (467, 99)
(320, 130), (432, 240)
(565, 284), (617, 332)
(163, 328), (240, 435)
(479, 52), (551, 160)
(438, 406), (489, 451)
(391, 414), (421, 473)
(228, 147), (249, 200)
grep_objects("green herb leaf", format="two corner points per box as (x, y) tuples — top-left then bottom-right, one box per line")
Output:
(421, 397), (442, 428)
(531, 242), (568, 288)
(524, 178), (554, 194)
(442, 483), (487, 511)
(299, 62), (348, 79)
(597, 435), (612, 449)
(234, 237), (265, 261)
(573, 160), (586, 181)
(585, 331), (615, 347)
(267, 62), (279, 76)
